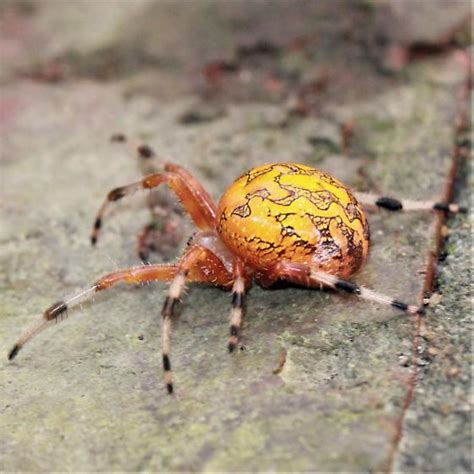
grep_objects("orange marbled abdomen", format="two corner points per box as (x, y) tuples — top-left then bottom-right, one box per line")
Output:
(216, 163), (370, 278)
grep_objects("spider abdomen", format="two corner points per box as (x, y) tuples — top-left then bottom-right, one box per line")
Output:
(217, 163), (370, 277)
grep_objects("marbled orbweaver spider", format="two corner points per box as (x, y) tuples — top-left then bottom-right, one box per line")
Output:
(8, 138), (466, 394)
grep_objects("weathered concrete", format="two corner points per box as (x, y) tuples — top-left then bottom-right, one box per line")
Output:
(0, 1), (471, 472)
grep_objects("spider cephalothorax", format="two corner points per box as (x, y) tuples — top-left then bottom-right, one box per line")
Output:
(8, 138), (466, 394)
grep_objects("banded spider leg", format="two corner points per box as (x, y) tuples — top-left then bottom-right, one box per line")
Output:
(110, 134), (185, 261)
(8, 242), (239, 394)
(264, 261), (425, 316)
(90, 158), (216, 245)
(355, 192), (467, 214)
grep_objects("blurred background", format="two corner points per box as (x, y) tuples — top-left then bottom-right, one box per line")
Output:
(1, 0), (471, 107)
(0, 1), (471, 472)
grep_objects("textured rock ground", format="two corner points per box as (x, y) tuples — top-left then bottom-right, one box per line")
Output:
(394, 149), (473, 472)
(0, 1), (471, 472)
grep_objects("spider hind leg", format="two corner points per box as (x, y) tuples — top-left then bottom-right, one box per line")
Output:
(355, 192), (467, 214)
(269, 261), (425, 316)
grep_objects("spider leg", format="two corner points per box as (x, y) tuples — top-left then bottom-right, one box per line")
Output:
(268, 261), (425, 315)
(160, 244), (224, 394)
(110, 133), (163, 176)
(137, 223), (158, 263)
(111, 134), (185, 261)
(9, 243), (233, 395)
(7, 264), (179, 361)
(227, 259), (246, 353)
(91, 166), (216, 245)
(354, 192), (467, 214)
(110, 134), (213, 215)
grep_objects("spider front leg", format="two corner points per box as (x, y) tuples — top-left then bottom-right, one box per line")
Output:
(227, 259), (247, 353)
(91, 163), (216, 245)
(354, 192), (467, 214)
(110, 135), (185, 261)
(268, 261), (425, 315)
(110, 133), (162, 176)
(159, 243), (234, 393)
(8, 245), (234, 394)
(8, 264), (180, 361)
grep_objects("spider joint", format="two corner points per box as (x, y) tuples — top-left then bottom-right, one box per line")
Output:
(44, 301), (68, 321)
(108, 187), (126, 202)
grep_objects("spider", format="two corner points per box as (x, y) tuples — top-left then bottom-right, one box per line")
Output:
(8, 139), (466, 394)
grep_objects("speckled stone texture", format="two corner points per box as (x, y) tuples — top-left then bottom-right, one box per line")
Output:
(393, 148), (473, 473)
(0, 1), (471, 472)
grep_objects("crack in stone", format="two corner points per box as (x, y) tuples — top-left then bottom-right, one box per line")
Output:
(385, 72), (470, 474)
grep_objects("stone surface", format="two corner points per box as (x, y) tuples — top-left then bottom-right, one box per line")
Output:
(375, 0), (471, 45)
(0, 1), (471, 472)
(393, 144), (473, 473)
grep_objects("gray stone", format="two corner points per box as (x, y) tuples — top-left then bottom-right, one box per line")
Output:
(375, 0), (471, 45)
(393, 142), (473, 473)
